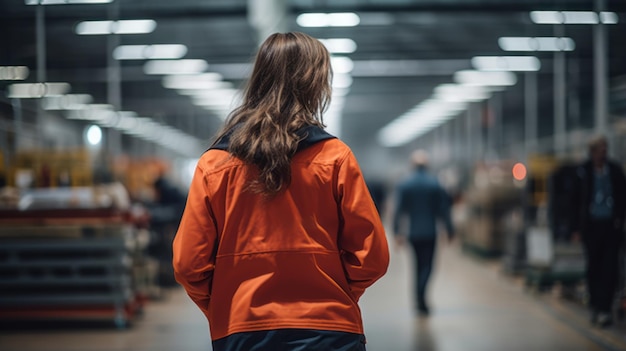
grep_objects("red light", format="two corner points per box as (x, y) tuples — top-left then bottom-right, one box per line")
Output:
(512, 163), (527, 181)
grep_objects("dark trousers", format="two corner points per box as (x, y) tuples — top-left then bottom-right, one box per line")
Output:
(213, 329), (366, 351)
(583, 220), (621, 313)
(409, 238), (436, 308)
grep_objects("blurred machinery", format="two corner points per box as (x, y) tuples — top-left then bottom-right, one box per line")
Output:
(457, 154), (588, 294)
(522, 156), (586, 292)
(460, 162), (524, 259)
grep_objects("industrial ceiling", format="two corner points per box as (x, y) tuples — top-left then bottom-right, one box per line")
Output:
(1, 0), (625, 176)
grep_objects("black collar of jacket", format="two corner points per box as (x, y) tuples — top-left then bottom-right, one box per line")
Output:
(208, 124), (336, 153)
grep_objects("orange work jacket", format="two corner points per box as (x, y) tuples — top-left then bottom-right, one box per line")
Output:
(172, 127), (389, 341)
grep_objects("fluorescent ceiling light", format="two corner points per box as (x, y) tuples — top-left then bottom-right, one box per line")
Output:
(297, 13), (360, 27)
(65, 104), (113, 120)
(379, 68), (518, 148)
(498, 37), (575, 52)
(454, 70), (517, 87)
(114, 20), (157, 34)
(83, 104), (114, 110)
(115, 115), (140, 131)
(75, 20), (156, 35)
(188, 88), (239, 100)
(208, 60), (469, 80)
(529, 11), (563, 24)
(332, 87), (350, 97)
(319, 38), (357, 54)
(416, 99), (466, 116)
(378, 99), (465, 147)
(0, 66), (29, 80)
(85, 125), (103, 146)
(8, 82), (71, 98)
(113, 45), (187, 60)
(98, 111), (136, 128)
(43, 94), (93, 110)
(171, 82), (233, 92)
(118, 117), (203, 155)
(600, 12), (619, 24)
(66, 108), (115, 122)
(332, 74), (353, 89)
(75, 21), (111, 35)
(331, 57), (354, 74)
(26, 0), (113, 4)
(471, 56), (541, 72)
(379, 120), (444, 147)
(561, 11), (599, 24)
(530, 11), (618, 24)
(144, 59), (208, 75)
(530, 11), (596, 24)
(351, 59), (470, 77)
(67, 0), (113, 3)
(434, 84), (491, 102)
(190, 89), (240, 112)
(162, 73), (225, 89)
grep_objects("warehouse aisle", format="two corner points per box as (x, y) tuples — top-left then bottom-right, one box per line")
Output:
(2, 241), (626, 351)
(360, 242), (626, 351)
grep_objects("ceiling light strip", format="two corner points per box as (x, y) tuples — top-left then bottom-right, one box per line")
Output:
(471, 56), (541, 72)
(378, 69), (519, 147)
(66, 108), (204, 155)
(113, 45), (187, 60)
(297, 13), (360, 27)
(530, 11), (618, 24)
(75, 20), (156, 35)
(26, 0), (113, 4)
(8, 82), (71, 98)
(498, 37), (575, 52)
(319, 39), (357, 54)
(0, 66), (29, 80)
(144, 59), (209, 75)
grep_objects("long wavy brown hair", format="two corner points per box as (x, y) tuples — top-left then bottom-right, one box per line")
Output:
(213, 32), (333, 195)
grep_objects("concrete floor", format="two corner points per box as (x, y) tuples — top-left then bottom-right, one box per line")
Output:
(2, 243), (626, 351)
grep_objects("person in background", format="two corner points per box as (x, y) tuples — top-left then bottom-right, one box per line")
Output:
(151, 174), (187, 286)
(366, 179), (388, 216)
(153, 175), (186, 218)
(572, 135), (626, 328)
(172, 32), (389, 351)
(393, 150), (454, 316)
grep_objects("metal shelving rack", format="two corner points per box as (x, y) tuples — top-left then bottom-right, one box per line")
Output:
(0, 208), (144, 328)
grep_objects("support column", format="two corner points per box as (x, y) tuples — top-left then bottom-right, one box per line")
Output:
(455, 111), (464, 165)
(247, 0), (287, 44)
(35, 4), (46, 144)
(594, 0), (609, 135)
(554, 24), (567, 156)
(107, 2), (122, 157)
(476, 102), (485, 161)
(486, 93), (501, 161)
(525, 72), (538, 158)
(11, 99), (23, 152)
(465, 107), (474, 165)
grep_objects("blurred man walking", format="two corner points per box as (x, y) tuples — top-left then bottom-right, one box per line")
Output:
(572, 136), (626, 327)
(393, 150), (454, 315)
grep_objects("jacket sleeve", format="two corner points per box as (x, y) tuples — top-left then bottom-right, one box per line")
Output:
(172, 164), (218, 314)
(336, 150), (390, 301)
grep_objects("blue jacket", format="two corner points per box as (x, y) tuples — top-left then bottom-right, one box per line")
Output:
(393, 168), (454, 241)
